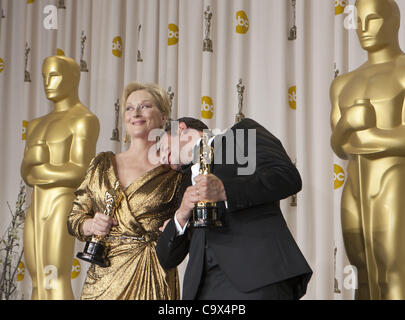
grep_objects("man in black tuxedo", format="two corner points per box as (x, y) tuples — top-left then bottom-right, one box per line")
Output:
(156, 117), (312, 300)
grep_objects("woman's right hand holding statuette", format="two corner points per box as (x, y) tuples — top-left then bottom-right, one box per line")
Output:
(83, 213), (118, 237)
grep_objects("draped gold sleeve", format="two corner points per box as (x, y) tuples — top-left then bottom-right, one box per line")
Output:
(67, 154), (99, 242)
(68, 152), (183, 300)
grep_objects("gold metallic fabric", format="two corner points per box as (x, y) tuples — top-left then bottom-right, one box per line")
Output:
(68, 152), (182, 300)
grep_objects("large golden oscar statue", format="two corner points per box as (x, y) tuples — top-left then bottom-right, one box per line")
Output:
(20, 56), (100, 299)
(330, 0), (405, 299)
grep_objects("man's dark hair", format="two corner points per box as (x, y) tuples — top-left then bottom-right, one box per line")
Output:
(165, 117), (209, 133)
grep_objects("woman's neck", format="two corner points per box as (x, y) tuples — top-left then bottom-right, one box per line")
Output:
(125, 138), (158, 165)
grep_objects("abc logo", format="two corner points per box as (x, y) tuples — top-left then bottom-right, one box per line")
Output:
(335, 0), (347, 15)
(168, 24), (179, 46)
(71, 258), (81, 279)
(112, 36), (123, 57)
(0, 58), (4, 73)
(334, 164), (345, 190)
(56, 48), (65, 56)
(201, 96), (214, 119)
(22, 120), (28, 140)
(236, 11), (249, 34)
(17, 261), (25, 282)
(288, 86), (297, 110)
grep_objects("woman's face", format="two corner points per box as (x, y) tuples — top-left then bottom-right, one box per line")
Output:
(124, 89), (166, 140)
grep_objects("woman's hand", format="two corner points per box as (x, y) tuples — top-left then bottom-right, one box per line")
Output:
(83, 212), (118, 236)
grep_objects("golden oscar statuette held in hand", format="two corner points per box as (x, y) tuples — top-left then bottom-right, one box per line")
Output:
(77, 181), (122, 267)
(191, 133), (222, 228)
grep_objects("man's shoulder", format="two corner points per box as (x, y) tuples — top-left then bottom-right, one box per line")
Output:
(230, 118), (261, 130)
(228, 118), (281, 143)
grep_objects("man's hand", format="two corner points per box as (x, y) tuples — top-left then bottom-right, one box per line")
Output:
(176, 186), (200, 228)
(159, 218), (171, 232)
(193, 174), (227, 203)
(175, 174), (227, 229)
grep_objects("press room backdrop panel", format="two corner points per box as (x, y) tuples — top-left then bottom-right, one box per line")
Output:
(1, 0), (405, 300)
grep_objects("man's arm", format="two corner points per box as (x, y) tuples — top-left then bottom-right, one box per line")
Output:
(156, 217), (190, 270)
(156, 184), (199, 270)
(215, 119), (302, 213)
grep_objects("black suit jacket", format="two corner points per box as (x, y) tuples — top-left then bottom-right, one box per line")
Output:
(156, 118), (312, 300)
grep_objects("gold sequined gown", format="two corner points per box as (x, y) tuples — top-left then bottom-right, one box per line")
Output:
(67, 152), (182, 300)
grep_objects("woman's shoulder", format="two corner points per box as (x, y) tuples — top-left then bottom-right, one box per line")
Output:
(88, 151), (115, 172)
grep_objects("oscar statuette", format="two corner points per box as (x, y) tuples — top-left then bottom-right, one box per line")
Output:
(110, 99), (120, 141)
(203, 6), (213, 52)
(288, 0), (297, 41)
(235, 79), (246, 123)
(137, 24), (143, 62)
(80, 31), (89, 72)
(77, 181), (122, 267)
(57, 0), (66, 9)
(190, 133), (222, 228)
(24, 43), (31, 83)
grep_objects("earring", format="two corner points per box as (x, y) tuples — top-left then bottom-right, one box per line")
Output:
(124, 132), (130, 143)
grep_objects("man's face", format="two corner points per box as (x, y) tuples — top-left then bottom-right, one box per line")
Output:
(159, 125), (202, 171)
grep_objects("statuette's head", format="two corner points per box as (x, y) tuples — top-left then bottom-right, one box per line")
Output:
(42, 56), (80, 102)
(355, 0), (400, 52)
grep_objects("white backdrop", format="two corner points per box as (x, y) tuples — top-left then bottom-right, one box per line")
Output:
(1, 0), (405, 300)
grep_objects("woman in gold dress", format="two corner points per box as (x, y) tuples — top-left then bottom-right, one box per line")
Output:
(67, 82), (182, 300)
